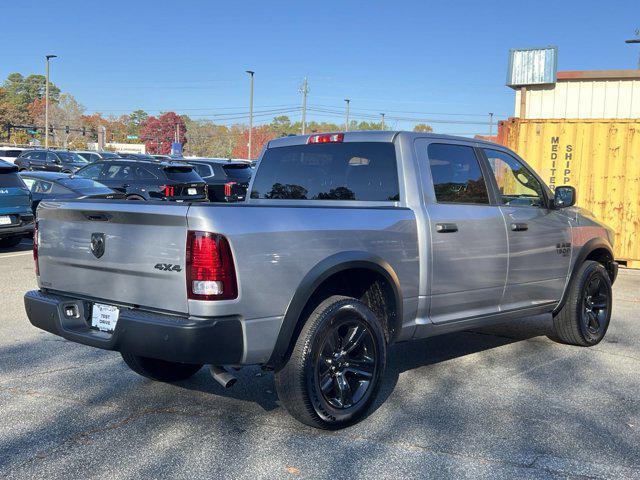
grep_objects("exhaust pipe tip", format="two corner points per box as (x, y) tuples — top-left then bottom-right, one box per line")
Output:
(209, 365), (237, 388)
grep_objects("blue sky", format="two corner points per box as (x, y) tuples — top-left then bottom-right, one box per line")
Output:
(2, 0), (638, 135)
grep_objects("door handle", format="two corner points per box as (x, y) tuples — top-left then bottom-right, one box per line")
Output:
(510, 222), (528, 232)
(436, 223), (458, 233)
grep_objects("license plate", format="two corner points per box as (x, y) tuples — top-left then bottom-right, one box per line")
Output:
(187, 188), (197, 195)
(91, 303), (120, 332)
(0, 216), (11, 225)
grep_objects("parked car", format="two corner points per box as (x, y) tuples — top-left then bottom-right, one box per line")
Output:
(74, 159), (208, 202)
(15, 150), (89, 174)
(0, 146), (29, 164)
(19, 171), (124, 214)
(75, 151), (121, 163)
(0, 160), (33, 248)
(25, 131), (618, 429)
(116, 153), (157, 161)
(185, 158), (252, 202)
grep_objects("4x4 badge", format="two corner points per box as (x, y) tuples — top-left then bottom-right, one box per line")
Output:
(154, 263), (182, 272)
(90, 233), (106, 259)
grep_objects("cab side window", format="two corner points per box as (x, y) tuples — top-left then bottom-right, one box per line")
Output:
(483, 149), (544, 207)
(46, 152), (59, 163)
(427, 143), (490, 204)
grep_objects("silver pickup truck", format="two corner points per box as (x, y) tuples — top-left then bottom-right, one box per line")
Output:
(24, 131), (617, 429)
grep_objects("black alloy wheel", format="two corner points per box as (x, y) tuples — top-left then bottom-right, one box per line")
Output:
(315, 317), (377, 410)
(581, 273), (610, 343)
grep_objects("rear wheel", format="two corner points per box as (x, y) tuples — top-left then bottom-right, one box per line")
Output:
(550, 260), (612, 346)
(275, 295), (387, 429)
(0, 236), (23, 248)
(125, 195), (146, 201)
(121, 351), (202, 382)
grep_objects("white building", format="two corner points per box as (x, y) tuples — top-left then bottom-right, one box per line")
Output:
(513, 69), (640, 119)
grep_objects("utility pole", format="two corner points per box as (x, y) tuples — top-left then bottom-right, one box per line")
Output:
(45, 54), (57, 149)
(488, 112), (494, 137)
(626, 29), (640, 68)
(246, 70), (255, 159)
(344, 99), (350, 132)
(380, 113), (385, 130)
(300, 77), (309, 135)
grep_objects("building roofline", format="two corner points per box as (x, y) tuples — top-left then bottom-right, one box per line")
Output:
(557, 69), (640, 81)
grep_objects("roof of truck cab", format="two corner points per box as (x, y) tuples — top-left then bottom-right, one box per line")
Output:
(266, 131), (500, 148)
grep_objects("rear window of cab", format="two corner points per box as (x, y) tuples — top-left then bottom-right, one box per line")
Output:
(250, 142), (399, 201)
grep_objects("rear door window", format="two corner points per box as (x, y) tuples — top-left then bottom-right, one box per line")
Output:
(251, 142), (399, 201)
(76, 164), (104, 179)
(135, 166), (159, 180)
(427, 143), (490, 204)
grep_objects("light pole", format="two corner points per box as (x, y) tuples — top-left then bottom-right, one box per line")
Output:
(300, 77), (309, 135)
(344, 99), (350, 132)
(488, 112), (494, 137)
(626, 33), (640, 68)
(45, 54), (57, 149)
(380, 113), (385, 130)
(246, 70), (255, 159)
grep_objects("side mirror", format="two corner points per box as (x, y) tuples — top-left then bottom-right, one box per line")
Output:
(554, 186), (576, 208)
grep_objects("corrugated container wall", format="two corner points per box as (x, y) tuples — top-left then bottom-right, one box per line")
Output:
(497, 118), (640, 267)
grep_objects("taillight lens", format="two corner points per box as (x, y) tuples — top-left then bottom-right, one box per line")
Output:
(186, 231), (237, 300)
(163, 185), (175, 197)
(307, 133), (344, 144)
(33, 221), (39, 276)
(224, 181), (236, 197)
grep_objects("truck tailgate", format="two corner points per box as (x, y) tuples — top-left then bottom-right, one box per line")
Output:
(36, 201), (190, 314)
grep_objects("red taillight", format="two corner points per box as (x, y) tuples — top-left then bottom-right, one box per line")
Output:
(224, 181), (236, 197)
(307, 133), (344, 144)
(33, 222), (39, 276)
(186, 231), (237, 301)
(163, 185), (175, 197)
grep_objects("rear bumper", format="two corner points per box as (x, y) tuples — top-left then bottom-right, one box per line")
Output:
(24, 290), (244, 365)
(0, 213), (33, 238)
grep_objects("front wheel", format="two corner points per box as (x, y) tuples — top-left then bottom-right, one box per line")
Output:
(550, 260), (612, 346)
(121, 351), (202, 382)
(275, 295), (387, 429)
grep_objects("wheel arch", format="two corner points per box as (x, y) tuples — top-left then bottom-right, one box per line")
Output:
(553, 238), (616, 315)
(265, 251), (403, 370)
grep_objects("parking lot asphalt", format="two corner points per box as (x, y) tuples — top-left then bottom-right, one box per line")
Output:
(1, 241), (639, 479)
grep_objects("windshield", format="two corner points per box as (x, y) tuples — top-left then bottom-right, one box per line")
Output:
(57, 152), (88, 164)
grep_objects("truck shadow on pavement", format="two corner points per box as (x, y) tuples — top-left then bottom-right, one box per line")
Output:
(175, 314), (555, 414)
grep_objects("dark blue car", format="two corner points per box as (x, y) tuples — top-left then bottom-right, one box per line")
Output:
(0, 160), (34, 248)
(19, 171), (124, 214)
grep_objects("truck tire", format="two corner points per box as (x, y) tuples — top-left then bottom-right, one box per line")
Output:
(550, 260), (612, 346)
(0, 236), (23, 248)
(274, 295), (387, 429)
(121, 351), (202, 382)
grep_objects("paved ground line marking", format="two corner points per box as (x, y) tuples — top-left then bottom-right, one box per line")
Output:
(0, 251), (32, 259)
